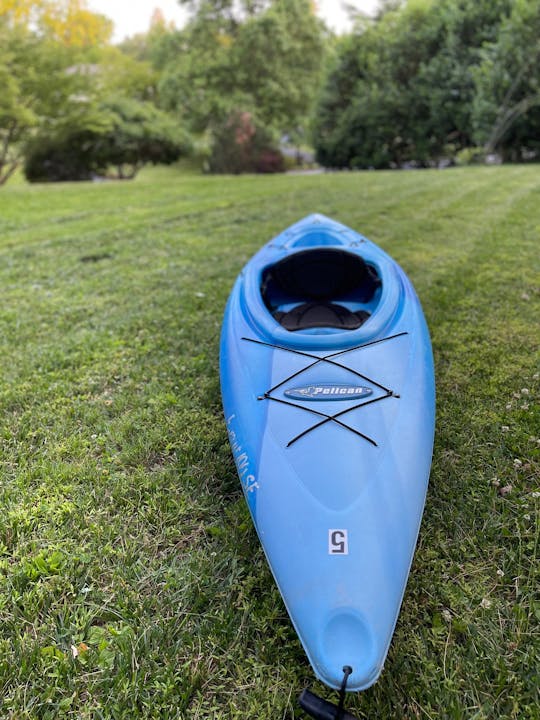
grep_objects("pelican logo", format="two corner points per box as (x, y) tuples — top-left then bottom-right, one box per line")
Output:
(284, 384), (373, 401)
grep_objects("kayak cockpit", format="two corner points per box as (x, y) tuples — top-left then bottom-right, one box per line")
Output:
(261, 248), (382, 332)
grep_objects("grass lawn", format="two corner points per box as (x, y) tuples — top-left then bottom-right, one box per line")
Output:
(0, 165), (538, 719)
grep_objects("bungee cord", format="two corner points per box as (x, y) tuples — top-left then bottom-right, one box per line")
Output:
(242, 332), (407, 447)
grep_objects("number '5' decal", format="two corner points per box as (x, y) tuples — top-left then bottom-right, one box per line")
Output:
(328, 529), (348, 555)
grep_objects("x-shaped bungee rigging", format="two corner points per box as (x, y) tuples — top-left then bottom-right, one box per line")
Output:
(242, 331), (408, 447)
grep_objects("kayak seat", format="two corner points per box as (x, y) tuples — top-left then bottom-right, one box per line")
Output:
(261, 248), (381, 331)
(274, 302), (370, 331)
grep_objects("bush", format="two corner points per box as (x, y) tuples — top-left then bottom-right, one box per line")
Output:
(24, 98), (192, 182)
(455, 147), (487, 166)
(25, 131), (99, 182)
(208, 111), (284, 174)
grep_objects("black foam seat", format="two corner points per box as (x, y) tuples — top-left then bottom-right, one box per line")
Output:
(274, 302), (370, 331)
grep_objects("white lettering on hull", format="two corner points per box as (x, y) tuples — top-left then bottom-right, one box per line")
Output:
(227, 414), (259, 494)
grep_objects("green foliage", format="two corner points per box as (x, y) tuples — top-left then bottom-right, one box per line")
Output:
(94, 97), (192, 177)
(313, 0), (540, 168)
(24, 105), (113, 183)
(0, 27), (37, 184)
(472, 0), (540, 159)
(4, 0), (540, 183)
(454, 146), (487, 166)
(0, 4), (174, 188)
(156, 0), (326, 142)
(24, 98), (192, 182)
(24, 132), (97, 183)
(0, 165), (538, 717)
(91, 46), (159, 102)
(233, 0), (327, 132)
(0, 22), (83, 185)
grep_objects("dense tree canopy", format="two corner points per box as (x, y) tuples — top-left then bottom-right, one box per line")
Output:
(472, 0), (540, 159)
(313, 0), (539, 168)
(157, 0), (327, 135)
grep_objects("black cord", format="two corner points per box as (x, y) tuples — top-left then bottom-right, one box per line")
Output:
(260, 393), (378, 447)
(287, 390), (393, 448)
(336, 666), (353, 720)
(242, 333), (408, 396)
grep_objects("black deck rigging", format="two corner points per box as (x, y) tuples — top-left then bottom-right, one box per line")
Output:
(242, 332), (407, 447)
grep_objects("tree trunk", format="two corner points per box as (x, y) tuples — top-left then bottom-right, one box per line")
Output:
(485, 95), (540, 154)
(0, 160), (19, 186)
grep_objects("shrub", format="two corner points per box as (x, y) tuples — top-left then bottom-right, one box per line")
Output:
(24, 98), (192, 182)
(208, 111), (284, 174)
(455, 147), (487, 166)
(25, 136), (93, 183)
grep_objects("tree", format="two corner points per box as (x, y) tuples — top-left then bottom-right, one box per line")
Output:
(156, 0), (326, 142)
(0, 25), (37, 184)
(94, 98), (192, 179)
(413, 0), (513, 156)
(472, 0), (540, 159)
(313, 1), (444, 168)
(0, 0), (115, 185)
(233, 0), (326, 132)
(88, 46), (159, 103)
(312, 0), (515, 169)
(0, 22), (84, 184)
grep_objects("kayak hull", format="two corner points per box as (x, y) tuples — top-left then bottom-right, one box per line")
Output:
(220, 214), (435, 691)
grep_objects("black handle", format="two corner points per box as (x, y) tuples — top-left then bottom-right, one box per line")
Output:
(299, 690), (361, 720)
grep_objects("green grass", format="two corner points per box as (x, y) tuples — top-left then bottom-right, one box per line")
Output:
(0, 165), (538, 719)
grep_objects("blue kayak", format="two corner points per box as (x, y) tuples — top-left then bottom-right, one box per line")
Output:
(220, 214), (435, 698)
